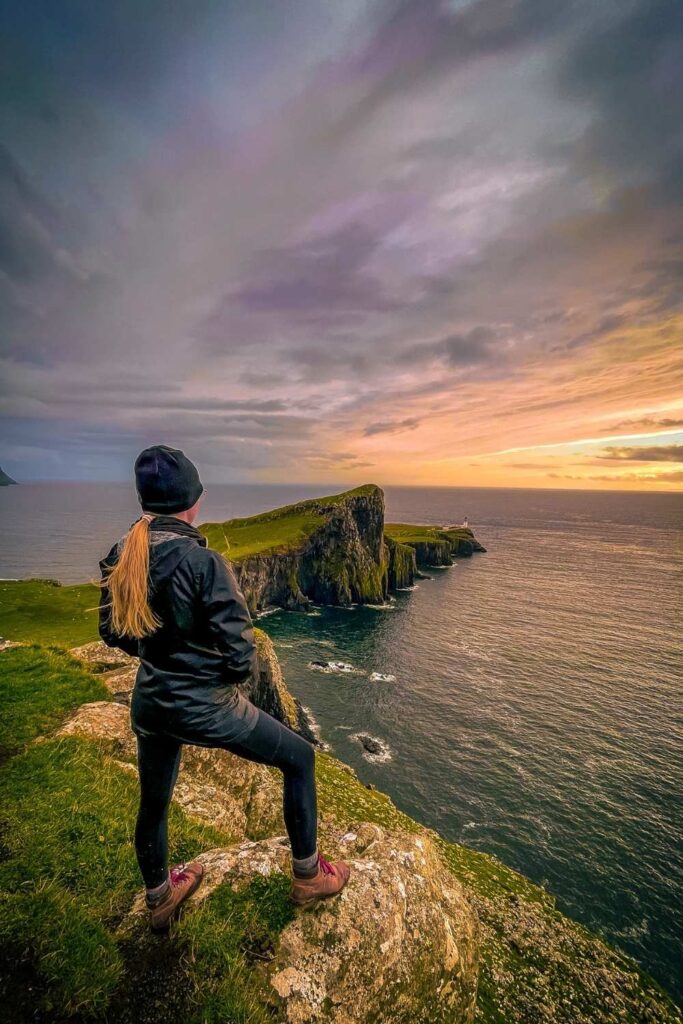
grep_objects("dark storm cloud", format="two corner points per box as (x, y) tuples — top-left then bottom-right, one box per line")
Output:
(597, 445), (683, 463)
(336, 0), (575, 130)
(0, 145), (69, 283)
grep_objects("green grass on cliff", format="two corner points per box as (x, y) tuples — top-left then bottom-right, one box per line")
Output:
(0, 658), (295, 1024)
(1, 500), (680, 1024)
(385, 522), (474, 544)
(0, 645), (110, 759)
(0, 578), (100, 647)
(200, 483), (382, 560)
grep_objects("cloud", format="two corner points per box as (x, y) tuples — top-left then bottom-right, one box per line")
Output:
(363, 416), (421, 436)
(549, 469), (683, 484)
(600, 416), (683, 433)
(1, 0), (682, 484)
(597, 445), (683, 463)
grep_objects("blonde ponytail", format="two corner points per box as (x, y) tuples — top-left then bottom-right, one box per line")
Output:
(99, 513), (163, 638)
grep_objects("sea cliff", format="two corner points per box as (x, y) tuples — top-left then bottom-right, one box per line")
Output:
(199, 484), (486, 615)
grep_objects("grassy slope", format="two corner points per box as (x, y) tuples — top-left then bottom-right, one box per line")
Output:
(2, 645), (679, 1023)
(0, 646), (297, 1023)
(0, 579), (101, 647)
(385, 522), (475, 544)
(199, 483), (381, 560)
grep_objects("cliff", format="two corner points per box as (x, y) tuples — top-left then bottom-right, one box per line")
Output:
(0, 465), (17, 485)
(199, 484), (486, 615)
(0, 636), (680, 1024)
(385, 523), (487, 569)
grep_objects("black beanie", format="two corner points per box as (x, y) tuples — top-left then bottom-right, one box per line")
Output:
(134, 444), (204, 514)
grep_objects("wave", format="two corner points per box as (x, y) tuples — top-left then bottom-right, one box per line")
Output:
(301, 705), (331, 751)
(307, 659), (359, 674)
(350, 732), (393, 763)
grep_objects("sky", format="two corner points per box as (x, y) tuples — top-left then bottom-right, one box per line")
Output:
(1, 0), (682, 490)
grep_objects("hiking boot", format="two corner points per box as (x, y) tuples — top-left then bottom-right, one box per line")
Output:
(290, 854), (351, 908)
(147, 861), (204, 932)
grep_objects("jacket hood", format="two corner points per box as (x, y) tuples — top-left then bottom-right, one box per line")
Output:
(113, 514), (208, 587)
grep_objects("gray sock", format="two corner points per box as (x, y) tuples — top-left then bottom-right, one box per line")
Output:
(292, 849), (319, 878)
(146, 875), (170, 904)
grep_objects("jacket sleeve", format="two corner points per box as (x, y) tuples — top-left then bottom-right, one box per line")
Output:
(97, 547), (140, 659)
(198, 549), (258, 683)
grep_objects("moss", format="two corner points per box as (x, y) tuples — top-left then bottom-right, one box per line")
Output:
(0, 644), (110, 759)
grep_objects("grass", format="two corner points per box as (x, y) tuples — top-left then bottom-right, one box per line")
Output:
(385, 522), (474, 544)
(0, 732), (295, 1023)
(0, 578), (100, 647)
(200, 483), (383, 560)
(0, 644), (110, 759)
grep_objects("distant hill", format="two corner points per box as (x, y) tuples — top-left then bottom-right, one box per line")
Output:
(0, 466), (17, 485)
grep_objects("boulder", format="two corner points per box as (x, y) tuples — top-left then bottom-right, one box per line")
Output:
(119, 822), (480, 1024)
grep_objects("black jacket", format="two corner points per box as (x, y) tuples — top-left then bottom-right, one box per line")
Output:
(98, 515), (259, 743)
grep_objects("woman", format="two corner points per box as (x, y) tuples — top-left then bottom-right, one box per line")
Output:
(98, 444), (350, 932)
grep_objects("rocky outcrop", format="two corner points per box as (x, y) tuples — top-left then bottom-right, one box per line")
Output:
(69, 630), (317, 744)
(384, 525), (487, 572)
(28, 637), (683, 1024)
(214, 485), (391, 614)
(247, 630), (317, 743)
(118, 824), (480, 1024)
(201, 485), (486, 614)
(444, 528), (487, 556)
(410, 539), (454, 567)
(60, 640), (482, 1021)
(0, 465), (17, 486)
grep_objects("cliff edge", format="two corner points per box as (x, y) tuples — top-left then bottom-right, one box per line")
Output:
(0, 636), (680, 1024)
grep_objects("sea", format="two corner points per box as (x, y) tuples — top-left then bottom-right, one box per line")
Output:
(1, 481), (681, 1002)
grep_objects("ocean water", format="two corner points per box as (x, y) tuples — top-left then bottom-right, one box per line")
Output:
(1, 481), (682, 1001)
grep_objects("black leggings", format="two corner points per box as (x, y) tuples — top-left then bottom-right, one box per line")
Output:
(134, 704), (318, 888)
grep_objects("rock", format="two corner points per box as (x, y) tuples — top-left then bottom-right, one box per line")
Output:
(69, 640), (136, 671)
(68, 633), (319, 745)
(357, 733), (383, 755)
(56, 700), (135, 757)
(118, 823), (480, 1024)
(246, 630), (318, 743)
(385, 536), (417, 590)
(54, 699), (284, 840)
(0, 639), (25, 651)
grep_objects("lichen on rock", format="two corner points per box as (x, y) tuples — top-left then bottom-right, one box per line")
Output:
(119, 823), (480, 1024)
